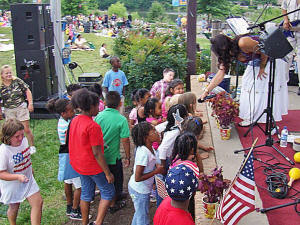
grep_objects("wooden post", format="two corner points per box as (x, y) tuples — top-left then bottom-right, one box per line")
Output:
(210, 20), (221, 74)
(186, 0), (197, 91)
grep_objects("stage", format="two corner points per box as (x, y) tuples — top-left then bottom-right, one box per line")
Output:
(191, 75), (300, 225)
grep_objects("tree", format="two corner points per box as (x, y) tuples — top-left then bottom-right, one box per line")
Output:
(0, 0), (31, 10)
(62, 0), (89, 16)
(197, 0), (231, 20)
(148, 1), (165, 22)
(107, 1), (127, 17)
(98, 0), (116, 10)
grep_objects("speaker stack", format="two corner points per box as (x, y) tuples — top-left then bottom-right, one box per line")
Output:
(10, 3), (58, 102)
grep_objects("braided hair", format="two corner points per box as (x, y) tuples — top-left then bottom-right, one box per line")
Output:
(164, 104), (188, 132)
(171, 132), (198, 163)
(131, 121), (153, 147)
(144, 97), (159, 117)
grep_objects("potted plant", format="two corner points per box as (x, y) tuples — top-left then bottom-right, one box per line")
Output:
(199, 167), (230, 219)
(209, 91), (239, 140)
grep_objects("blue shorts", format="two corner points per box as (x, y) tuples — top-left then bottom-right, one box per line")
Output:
(79, 172), (115, 202)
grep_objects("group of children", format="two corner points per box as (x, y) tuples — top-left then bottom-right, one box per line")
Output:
(0, 55), (213, 225)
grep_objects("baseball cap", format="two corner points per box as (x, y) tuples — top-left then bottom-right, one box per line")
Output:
(165, 164), (198, 201)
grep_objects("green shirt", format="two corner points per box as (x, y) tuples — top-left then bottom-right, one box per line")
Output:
(95, 108), (130, 165)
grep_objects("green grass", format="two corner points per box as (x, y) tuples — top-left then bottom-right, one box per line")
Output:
(197, 37), (211, 50)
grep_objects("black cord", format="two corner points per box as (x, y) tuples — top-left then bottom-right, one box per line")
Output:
(251, 149), (300, 213)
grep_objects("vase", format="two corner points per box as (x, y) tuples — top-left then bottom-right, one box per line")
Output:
(201, 196), (219, 219)
(220, 127), (231, 140)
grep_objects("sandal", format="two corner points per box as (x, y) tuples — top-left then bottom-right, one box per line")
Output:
(108, 200), (126, 214)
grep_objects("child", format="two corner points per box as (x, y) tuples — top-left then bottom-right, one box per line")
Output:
(95, 91), (130, 213)
(46, 98), (82, 220)
(182, 116), (214, 160)
(64, 83), (81, 100)
(163, 79), (184, 118)
(150, 68), (175, 103)
(68, 88), (115, 225)
(144, 98), (165, 126)
(153, 164), (197, 225)
(155, 104), (188, 206)
(102, 56), (128, 114)
(128, 122), (165, 225)
(178, 92), (204, 118)
(88, 83), (105, 112)
(136, 88), (151, 123)
(169, 132), (203, 220)
(129, 89), (138, 128)
(0, 119), (43, 225)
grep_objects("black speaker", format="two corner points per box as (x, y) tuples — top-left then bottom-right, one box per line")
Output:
(15, 50), (54, 101)
(10, 4), (46, 51)
(260, 28), (293, 59)
(43, 4), (54, 48)
(47, 46), (58, 94)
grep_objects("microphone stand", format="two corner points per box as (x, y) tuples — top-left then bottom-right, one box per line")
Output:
(259, 198), (300, 213)
(235, 13), (295, 165)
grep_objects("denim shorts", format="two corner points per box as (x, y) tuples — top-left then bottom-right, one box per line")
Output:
(79, 172), (115, 202)
(128, 185), (150, 225)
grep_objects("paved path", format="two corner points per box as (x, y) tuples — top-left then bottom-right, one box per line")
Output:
(192, 75), (300, 225)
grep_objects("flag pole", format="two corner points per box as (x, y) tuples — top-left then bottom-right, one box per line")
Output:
(226, 137), (258, 193)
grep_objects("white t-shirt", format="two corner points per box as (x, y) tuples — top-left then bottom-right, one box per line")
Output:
(0, 137), (40, 204)
(128, 145), (156, 194)
(281, 0), (300, 21)
(158, 128), (180, 160)
(99, 46), (107, 57)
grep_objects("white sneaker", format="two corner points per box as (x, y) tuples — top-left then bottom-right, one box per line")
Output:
(30, 146), (36, 155)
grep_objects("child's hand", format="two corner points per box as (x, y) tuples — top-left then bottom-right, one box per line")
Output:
(123, 158), (130, 168)
(105, 172), (115, 184)
(204, 146), (214, 151)
(155, 164), (165, 175)
(18, 174), (29, 183)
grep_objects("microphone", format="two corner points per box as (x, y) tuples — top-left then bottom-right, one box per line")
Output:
(197, 86), (226, 103)
(198, 94), (216, 103)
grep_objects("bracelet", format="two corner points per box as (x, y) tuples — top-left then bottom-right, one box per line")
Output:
(204, 88), (209, 93)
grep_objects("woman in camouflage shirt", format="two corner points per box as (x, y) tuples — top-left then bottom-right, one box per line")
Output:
(0, 65), (35, 150)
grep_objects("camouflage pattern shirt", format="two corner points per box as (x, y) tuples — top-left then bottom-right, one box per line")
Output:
(0, 77), (29, 109)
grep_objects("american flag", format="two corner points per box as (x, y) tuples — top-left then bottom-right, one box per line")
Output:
(155, 176), (169, 199)
(216, 151), (255, 225)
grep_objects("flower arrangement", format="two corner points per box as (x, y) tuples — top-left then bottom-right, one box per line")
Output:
(209, 91), (239, 128)
(199, 167), (230, 203)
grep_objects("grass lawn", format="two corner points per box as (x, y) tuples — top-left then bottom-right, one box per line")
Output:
(0, 27), (211, 224)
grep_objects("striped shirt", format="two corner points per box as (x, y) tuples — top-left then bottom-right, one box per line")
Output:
(57, 117), (70, 145)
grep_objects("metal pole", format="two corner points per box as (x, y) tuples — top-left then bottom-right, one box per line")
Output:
(210, 20), (221, 74)
(186, 0), (197, 91)
(50, 0), (65, 97)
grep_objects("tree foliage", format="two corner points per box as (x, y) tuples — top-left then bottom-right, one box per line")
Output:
(62, 0), (88, 16)
(197, 0), (231, 19)
(0, 0), (31, 10)
(107, 1), (127, 17)
(148, 1), (165, 22)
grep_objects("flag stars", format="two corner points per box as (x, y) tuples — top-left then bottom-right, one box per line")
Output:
(168, 172), (172, 177)
(179, 180), (184, 185)
(170, 188), (175, 193)
(171, 179), (176, 184)
(192, 179), (195, 183)
(185, 172), (190, 177)
(187, 186), (191, 191)
(179, 189), (184, 194)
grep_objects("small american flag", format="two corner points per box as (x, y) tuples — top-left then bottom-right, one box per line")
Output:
(216, 151), (255, 225)
(155, 176), (169, 199)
